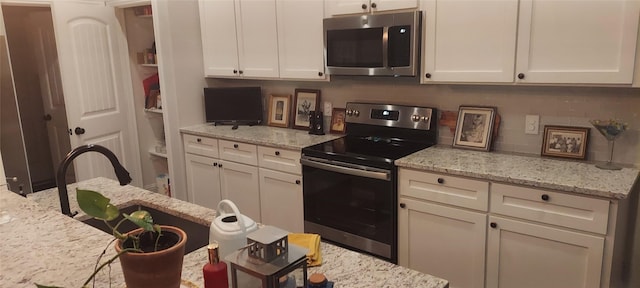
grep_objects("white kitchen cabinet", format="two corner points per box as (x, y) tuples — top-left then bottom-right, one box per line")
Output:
(276, 0), (326, 80)
(421, 0), (518, 83)
(184, 153), (222, 210)
(514, 0), (640, 84)
(259, 168), (303, 233)
(199, 0), (279, 78)
(486, 216), (604, 288)
(219, 160), (261, 222)
(326, 0), (418, 16)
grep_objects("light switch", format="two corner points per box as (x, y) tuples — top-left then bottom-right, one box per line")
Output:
(324, 102), (333, 115)
(525, 115), (539, 134)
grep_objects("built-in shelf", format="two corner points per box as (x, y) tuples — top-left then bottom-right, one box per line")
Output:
(140, 63), (158, 67)
(137, 14), (153, 18)
(144, 108), (163, 114)
(148, 147), (167, 158)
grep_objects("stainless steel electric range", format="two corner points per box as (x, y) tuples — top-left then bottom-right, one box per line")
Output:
(301, 102), (438, 263)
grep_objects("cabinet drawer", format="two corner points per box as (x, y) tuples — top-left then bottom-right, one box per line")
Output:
(219, 140), (258, 166)
(490, 183), (609, 234)
(399, 169), (489, 211)
(258, 146), (301, 175)
(183, 134), (218, 158)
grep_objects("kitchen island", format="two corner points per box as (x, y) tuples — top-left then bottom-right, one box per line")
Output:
(0, 178), (448, 288)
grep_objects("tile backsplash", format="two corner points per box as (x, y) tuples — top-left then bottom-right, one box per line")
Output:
(207, 77), (640, 167)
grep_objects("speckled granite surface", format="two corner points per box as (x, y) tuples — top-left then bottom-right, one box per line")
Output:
(396, 146), (639, 199)
(1, 178), (448, 288)
(180, 124), (341, 150)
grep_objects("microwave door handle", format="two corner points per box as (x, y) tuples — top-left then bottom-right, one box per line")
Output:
(301, 158), (390, 181)
(382, 26), (389, 68)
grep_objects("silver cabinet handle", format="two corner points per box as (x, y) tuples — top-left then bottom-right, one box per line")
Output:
(300, 158), (390, 181)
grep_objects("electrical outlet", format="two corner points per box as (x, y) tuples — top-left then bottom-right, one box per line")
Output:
(324, 102), (333, 115)
(525, 115), (539, 134)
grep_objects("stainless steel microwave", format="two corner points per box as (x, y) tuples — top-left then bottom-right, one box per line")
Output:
(323, 11), (422, 77)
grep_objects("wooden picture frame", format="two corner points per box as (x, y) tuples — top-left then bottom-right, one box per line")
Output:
(330, 108), (346, 134)
(453, 106), (497, 151)
(541, 125), (590, 160)
(292, 89), (320, 130)
(267, 94), (291, 128)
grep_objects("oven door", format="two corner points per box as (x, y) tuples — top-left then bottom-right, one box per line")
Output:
(301, 156), (396, 262)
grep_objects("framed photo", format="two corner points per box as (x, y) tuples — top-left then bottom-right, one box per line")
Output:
(292, 89), (320, 130)
(541, 125), (589, 160)
(330, 108), (346, 134)
(267, 94), (291, 128)
(453, 106), (497, 151)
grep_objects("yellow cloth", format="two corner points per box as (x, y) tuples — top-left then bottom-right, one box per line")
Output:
(288, 233), (322, 267)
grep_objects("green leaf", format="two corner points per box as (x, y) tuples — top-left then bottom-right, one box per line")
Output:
(123, 210), (155, 232)
(76, 189), (119, 221)
(35, 284), (64, 288)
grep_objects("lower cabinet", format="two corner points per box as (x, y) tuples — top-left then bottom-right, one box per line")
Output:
(259, 168), (303, 233)
(219, 160), (260, 222)
(398, 197), (487, 288)
(486, 216), (604, 288)
(184, 153), (222, 210)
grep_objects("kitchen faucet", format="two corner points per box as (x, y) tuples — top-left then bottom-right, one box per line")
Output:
(56, 144), (132, 217)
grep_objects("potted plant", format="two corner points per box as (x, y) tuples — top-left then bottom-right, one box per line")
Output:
(36, 189), (187, 288)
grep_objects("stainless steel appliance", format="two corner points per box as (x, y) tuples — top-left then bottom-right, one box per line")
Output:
(323, 11), (422, 77)
(301, 102), (437, 263)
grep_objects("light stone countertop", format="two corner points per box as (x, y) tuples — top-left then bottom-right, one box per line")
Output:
(180, 124), (341, 150)
(1, 178), (448, 288)
(396, 146), (639, 199)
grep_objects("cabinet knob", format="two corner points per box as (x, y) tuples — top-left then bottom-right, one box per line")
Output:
(74, 127), (86, 135)
(437, 178), (444, 184)
(425, 73), (431, 79)
(239, 70), (244, 75)
(490, 222), (497, 228)
(275, 151), (280, 156)
(541, 194), (550, 201)
(371, 2), (377, 8)
(233, 69), (238, 74)
(233, 144), (239, 148)
(196, 138), (201, 143)
(213, 162), (218, 167)
(517, 73), (525, 79)
(318, 72), (323, 77)
(295, 180), (301, 185)
(218, 164), (223, 168)
(361, 3), (367, 9)
(400, 203), (406, 208)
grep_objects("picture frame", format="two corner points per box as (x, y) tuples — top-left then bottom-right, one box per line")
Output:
(267, 94), (291, 128)
(453, 106), (497, 151)
(292, 89), (320, 130)
(330, 108), (347, 134)
(541, 125), (590, 160)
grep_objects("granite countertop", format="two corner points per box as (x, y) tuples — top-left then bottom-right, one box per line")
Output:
(396, 146), (639, 199)
(180, 124), (341, 150)
(1, 178), (448, 288)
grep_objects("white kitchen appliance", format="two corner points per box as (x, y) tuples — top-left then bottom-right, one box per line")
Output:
(209, 200), (258, 261)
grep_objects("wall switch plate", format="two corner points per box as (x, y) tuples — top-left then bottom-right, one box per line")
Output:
(525, 115), (539, 134)
(324, 102), (332, 115)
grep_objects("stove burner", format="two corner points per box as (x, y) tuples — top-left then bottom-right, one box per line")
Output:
(363, 136), (392, 144)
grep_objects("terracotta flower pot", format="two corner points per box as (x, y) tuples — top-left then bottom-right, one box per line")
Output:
(115, 225), (187, 288)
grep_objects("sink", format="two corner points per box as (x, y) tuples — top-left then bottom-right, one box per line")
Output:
(81, 205), (210, 254)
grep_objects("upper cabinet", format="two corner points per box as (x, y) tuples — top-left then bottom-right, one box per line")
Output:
(421, 0), (518, 83)
(515, 0), (640, 84)
(326, 0), (418, 16)
(422, 0), (640, 85)
(199, 0), (325, 80)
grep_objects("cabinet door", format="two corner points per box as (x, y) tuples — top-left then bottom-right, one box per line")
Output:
(398, 197), (487, 288)
(236, 0), (279, 78)
(219, 160), (261, 222)
(199, 0), (239, 77)
(276, 0), (326, 79)
(515, 0), (640, 84)
(325, 0), (370, 15)
(422, 0), (518, 83)
(374, 0), (418, 12)
(259, 168), (303, 233)
(486, 216), (604, 288)
(184, 154), (222, 210)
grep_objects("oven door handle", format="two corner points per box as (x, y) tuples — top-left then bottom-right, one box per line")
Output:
(300, 158), (390, 181)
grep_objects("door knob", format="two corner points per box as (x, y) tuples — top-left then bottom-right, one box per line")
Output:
(43, 114), (52, 121)
(74, 127), (86, 135)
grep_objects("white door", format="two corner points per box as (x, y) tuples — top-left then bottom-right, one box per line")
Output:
(486, 216), (604, 288)
(374, 0), (418, 12)
(28, 11), (73, 179)
(422, 0), (518, 83)
(185, 153), (222, 210)
(199, 0), (240, 77)
(398, 197), (487, 288)
(259, 168), (303, 233)
(235, 0), (279, 78)
(51, 1), (141, 184)
(515, 0), (640, 84)
(326, 0), (370, 15)
(219, 160), (261, 222)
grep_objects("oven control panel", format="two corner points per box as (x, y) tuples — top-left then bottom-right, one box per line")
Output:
(345, 102), (435, 130)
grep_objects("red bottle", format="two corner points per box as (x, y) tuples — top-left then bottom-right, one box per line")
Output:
(203, 243), (229, 288)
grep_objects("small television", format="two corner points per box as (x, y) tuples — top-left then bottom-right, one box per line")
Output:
(204, 87), (263, 127)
